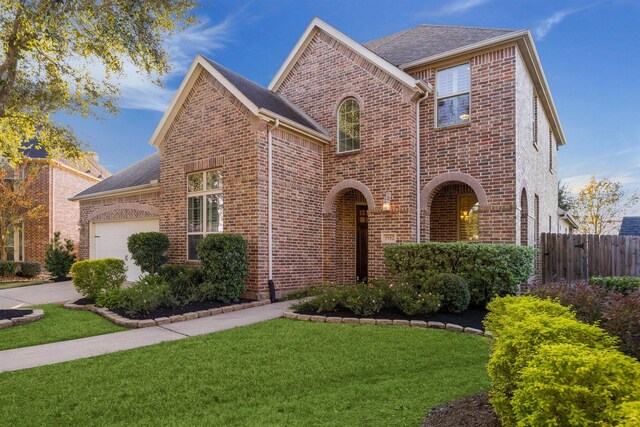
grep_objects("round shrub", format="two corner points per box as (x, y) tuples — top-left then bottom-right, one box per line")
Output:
(0, 260), (19, 277)
(343, 283), (386, 316)
(127, 232), (169, 275)
(423, 273), (470, 313)
(390, 282), (441, 316)
(197, 233), (248, 303)
(70, 258), (127, 300)
(614, 401), (640, 427)
(44, 231), (76, 279)
(511, 343), (640, 426)
(159, 264), (203, 305)
(17, 262), (42, 278)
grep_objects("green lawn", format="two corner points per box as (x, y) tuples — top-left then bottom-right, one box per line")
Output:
(0, 304), (125, 351)
(0, 279), (45, 290)
(0, 319), (490, 426)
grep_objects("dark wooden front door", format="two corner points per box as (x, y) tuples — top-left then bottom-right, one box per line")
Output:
(356, 205), (368, 283)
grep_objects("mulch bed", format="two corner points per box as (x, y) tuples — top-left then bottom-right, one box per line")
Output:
(422, 392), (501, 427)
(72, 298), (95, 306)
(294, 307), (488, 330)
(110, 298), (254, 320)
(0, 309), (33, 320)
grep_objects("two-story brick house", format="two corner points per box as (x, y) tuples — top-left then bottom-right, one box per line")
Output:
(73, 18), (568, 297)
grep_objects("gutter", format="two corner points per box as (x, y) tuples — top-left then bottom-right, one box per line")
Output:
(258, 109), (330, 145)
(69, 181), (160, 202)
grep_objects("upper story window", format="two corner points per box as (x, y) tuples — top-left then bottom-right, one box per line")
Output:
(549, 130), (554, 172)
(532, 94), (538, 147)
(436, 63), (470, 128)
(187, 169), (223, 261)
(337, 98), (360, 153)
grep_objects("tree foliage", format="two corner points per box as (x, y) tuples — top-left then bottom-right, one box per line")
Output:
(0, 0), (198, 164)
(557, 181), (574, 212)
(573, 176), (640, 234)
(0, 163), (45, 260)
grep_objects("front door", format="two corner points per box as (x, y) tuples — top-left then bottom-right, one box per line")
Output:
(356, 205), (368, 283)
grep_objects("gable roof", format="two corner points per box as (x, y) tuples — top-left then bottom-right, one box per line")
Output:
(71, 152), (160, 200)
(21, 139), (110, 180)
(268, 17), (430, 94)
(619, 216), (640, 236)
(149, 55), (330, 148)
(364, 25), (516, 67)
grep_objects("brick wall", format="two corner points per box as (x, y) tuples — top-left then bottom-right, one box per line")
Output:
(23, 164), (50, 263)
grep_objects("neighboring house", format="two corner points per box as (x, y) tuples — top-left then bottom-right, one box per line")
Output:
(619, 217), (640, 236)
(73, 18), (567, 298)
(557, 208), (578, 234)
(5, 143), (109, 265)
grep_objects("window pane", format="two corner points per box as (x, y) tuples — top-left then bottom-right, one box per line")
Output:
(5, 229), (14, 261)
(188, 235), (203, 261)
(459, 195), (480, 241)
(437, 94), (470, 127)
(206, 170), (222, 190)
(206, 194), (223, 233)
(188, 196), (202, 233)
(437, 63), (470, 97)
(188, 173), (203, 192)
(338, 98), (360, 152)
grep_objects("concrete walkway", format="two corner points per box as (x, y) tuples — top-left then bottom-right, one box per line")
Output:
(0, 281), (80, 309)
(0, 300), (294, 373)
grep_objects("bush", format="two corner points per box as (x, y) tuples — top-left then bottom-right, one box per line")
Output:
(590, 276), (640, 294)
(294, 286), (345, 313)
(422, 273), (470, 313)
(159, 264), (203, 305)
(0, 260), (19, 277)
(116, 275), (174, 316)
(16, 262), (42, 278)
(614, 401), (640, 427)
(70, 258), (127, 300)
(198, 234), (248, 303)
(530, 281), (608, 323)
(44, 231), (76, 278)
(384, 242), (535, 306)
(127, 232), (170, 275)
(390, 282), (441, 316)
(342, 283), (386, 316)
(602, 289), (640, 359)
(511, 343), (640, 426)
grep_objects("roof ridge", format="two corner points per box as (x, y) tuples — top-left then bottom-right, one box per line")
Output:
(365, 27), (413, 49)
(417, 23), (517, 32)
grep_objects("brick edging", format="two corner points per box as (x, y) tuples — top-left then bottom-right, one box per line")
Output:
(64, 301), (95, 311)
(0, 309), (45, 330)
(283, 311), (492, 337)
(77, 300), (270, 329)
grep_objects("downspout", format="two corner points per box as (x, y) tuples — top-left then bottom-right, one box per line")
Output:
(416, 93), (427, 243)
(268, 118), (280, 302)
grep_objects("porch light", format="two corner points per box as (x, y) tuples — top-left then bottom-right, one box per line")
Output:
(382, 193), (392, 211)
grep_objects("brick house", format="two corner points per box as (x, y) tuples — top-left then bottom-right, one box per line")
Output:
(5, 143), (109, 265)
(73, 18), (568, 298)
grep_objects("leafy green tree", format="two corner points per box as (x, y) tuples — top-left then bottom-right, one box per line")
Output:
(0, 0), (198, 164)
(558, 181), (574, 212)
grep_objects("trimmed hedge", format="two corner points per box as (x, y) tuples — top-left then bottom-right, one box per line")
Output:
(590, 276), (640, 294)
(70, 259), (127, 300)
(17, 262), (41, 278)
(0, 260), (19, 277)
(127, 232), (170, 275)
(384, 242), (535, 306)
(197, 234), (248, 304)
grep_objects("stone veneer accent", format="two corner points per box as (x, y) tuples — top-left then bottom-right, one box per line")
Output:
(0, 309), (45, 329)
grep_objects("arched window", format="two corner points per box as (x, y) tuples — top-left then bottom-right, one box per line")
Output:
(337, 98), (360, 152)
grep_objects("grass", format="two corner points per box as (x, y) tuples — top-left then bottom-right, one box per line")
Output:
(0, 279), (45, 290)
(0, 319), (490, 426)
(0, 304), (125, 351)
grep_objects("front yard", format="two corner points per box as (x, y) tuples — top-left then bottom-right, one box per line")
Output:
(0, 319), (490, 426)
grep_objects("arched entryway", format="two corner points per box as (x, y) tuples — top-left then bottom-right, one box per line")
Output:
(520, 188), (529, 246)
(421, 172), (488, 242)
(323, 180), (374, 283)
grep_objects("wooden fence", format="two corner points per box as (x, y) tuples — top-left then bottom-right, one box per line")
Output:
(541, 233), (640, 283)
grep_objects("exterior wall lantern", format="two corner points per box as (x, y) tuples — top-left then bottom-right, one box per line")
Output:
(382, 192), (392, 211)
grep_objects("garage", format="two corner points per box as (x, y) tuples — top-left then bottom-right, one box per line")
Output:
(92, 219), (160, 282)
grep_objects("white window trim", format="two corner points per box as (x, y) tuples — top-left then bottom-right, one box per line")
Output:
(186, 169), (223, 261)
(336, 97), (361, 154)
(435, 63), (471, 129)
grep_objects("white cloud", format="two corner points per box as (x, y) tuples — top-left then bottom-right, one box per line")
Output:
(535, 1), (605, 39)
(430, 0), (490, 16)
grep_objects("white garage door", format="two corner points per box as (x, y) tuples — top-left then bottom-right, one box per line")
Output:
(93, 219), (160, 282)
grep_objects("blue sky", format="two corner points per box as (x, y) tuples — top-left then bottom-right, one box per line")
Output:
(60, 0), (640, 212)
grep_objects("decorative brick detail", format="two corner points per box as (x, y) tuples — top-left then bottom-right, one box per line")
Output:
(86, 203), (160, 222)
(421, 172), (489, 209)
(183, 156), (225, 174)
(323, 179), (375, 214)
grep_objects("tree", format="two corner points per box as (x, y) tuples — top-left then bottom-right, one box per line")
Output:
(0, 164), (45, 260)
(573, 176), (640, 234)
(558, 181), (574, 212)
(0, 0), (198, 164)
(44, 230), (76, 279)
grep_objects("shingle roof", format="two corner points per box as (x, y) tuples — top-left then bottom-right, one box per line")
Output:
(364, 24), (516, 67)
(203, 57), (328, 136)
(619, 217), (640, 236)
(21, 139), (110, 179)
(73, 152), (160, 199)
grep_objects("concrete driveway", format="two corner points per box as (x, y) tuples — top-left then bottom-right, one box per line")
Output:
(0, 281), (81, 309)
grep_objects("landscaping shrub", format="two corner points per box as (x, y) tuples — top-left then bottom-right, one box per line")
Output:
(589, 275), (640, 294)
(390, 282), (441, 316)
(16, 262), (41, 278)
(613, 401), (640, 427)
(70, 258), (127, 300)
(342, 283), (386, 316)
(159, 264), (203, 305)
(44, 231), (76, 279)
(198, 234), (248, 303)
(422, 273), (470, 313)
(0, 260), (19, 277)
(511, 343), (640, 426)
(529, 281), (608, 323)
(384, 242), (535, 306)
(296, 286), (344, 313)
(127, 232), (170, 275)
(116, 275), (174, 316)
